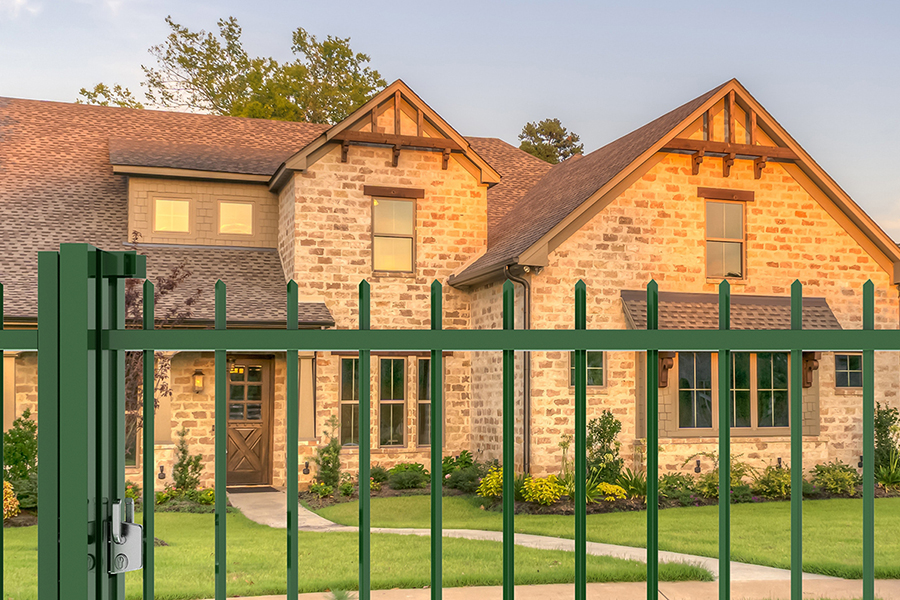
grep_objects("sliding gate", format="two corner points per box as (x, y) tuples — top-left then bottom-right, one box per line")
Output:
(0, 243), (886, 599)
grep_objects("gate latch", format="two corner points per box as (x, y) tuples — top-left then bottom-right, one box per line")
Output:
(108, 499), (143, 574)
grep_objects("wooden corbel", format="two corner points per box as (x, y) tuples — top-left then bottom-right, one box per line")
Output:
(691, 150), (705, 176)
(802, 352), (821, 388)
(442, 148), (451, 170)
(723, 152), (735, 178)
(754, 155), (767, 179)
(392, 144), (401, 167)
(659, 352), (676, 388)
(341, 140), (350, 163)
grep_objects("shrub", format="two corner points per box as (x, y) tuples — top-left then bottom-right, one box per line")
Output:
(388, 469), (428, 490)
(314, 416), (342, 488)
(369, 465), (390, 484)
(658, 472), (696, 498)
(513, 472), (527, 502)
(616, 468), (647, 500)
(339, 481), (354, 497)
(442, 450), (475, 477)
(3, 480), (20, 520)
(3, 409), (38, 482)
(309, 482), (333, 498)
(522, 475), (565, 506)
(730, 484), (753, 504)
(369, 478), (381, 492)
(476, 466), (504, 499)
(172, 428), (203, 492)
(9, 473), (38, 509)
(125, 480), (142, 503)
(586, 410), (624, 483)
(875, 402), (900, 472)
(876, 449), (900, 491)
(389, 462), (429, 477)
(445, 465), (480, 494)
(688, 452), (757, 499)
(810, 460), (861, 496)
(752, 464), (794, 500)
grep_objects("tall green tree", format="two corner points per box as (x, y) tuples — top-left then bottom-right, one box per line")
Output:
(518, 117), (584, 164)
(78, 16), (385, 124)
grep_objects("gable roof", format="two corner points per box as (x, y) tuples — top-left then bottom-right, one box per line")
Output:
(450, 79), (900, 287)
(270, 79), (502, 190)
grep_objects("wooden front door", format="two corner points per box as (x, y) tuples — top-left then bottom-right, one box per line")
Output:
(226, 357), (273, 486)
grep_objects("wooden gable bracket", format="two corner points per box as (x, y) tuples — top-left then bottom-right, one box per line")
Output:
(723, 152), (735, 177)
(442, 148), (451, 170)
(392, 144), (401, 167)
(754, 155), (767, 179)
(802, 352), (821, 388)
(691, 150), (705, 176)
(658, 352), (676, 388)
(341, 140), (350, 163)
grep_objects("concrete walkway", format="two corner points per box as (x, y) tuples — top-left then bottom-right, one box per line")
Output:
(217, 579), (900, 600)
(226, 488), (836, 583)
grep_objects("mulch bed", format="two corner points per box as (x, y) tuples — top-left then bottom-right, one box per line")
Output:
(4, 509), (38, 528)
(301, 484), (465, 510)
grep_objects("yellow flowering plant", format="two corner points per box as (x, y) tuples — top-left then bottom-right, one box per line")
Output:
(3, 480), (20, 520)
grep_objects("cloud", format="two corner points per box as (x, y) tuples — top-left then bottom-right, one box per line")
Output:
(0, 0), (41, 19)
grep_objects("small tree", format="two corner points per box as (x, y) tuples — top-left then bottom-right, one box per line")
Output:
(586, 410), (624, 483)
(172, 428), (203, 492)
(314, 416), (342, 488)
(3, 409), (38, 482)
(518, 117), (584, 164)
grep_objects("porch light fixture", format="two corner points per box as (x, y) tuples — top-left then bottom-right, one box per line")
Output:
(859, 455), (864, 469)
(694, 459), (701, 474)
(777, 457), (783, 469)
(303, 461), (310, 475)
(192, 370), (205, 393)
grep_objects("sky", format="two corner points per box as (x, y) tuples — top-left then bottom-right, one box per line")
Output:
(1, 0), (899, 239)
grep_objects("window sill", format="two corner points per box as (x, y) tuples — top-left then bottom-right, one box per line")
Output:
(340, 446), (429, 455)
(834, 387), (863, 396)
(567, 386), (609, 394)
(372, 271), (417, 279)
(662, 434), (824, 443)
(706, 278), (748, 286)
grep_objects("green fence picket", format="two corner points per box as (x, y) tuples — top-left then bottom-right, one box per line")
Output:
(718, 281), (731, 600)
(358, 280), (371, 600)
(287, 281), (299, 599)
(142, 281), (155, 600)
(574, 280), (587, 600)
(430, 280), (443, 600)
(863, 280), (875, 600)
(645, 280), (659, 600)
(502, 280), (515, 600)
(790, 280), (803, 600)
(215, 280), (227, 600)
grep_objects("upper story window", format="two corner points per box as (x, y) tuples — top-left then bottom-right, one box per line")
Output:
(373, 198), (415, 272)
(706, 201), (744, 278)
(568, 351), (605, 387)
(154, 198), (190, 233)
(219, 201), (253, 235)
(835, 353), (863, 388)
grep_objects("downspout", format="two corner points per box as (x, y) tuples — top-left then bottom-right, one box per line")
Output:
(504, 266), (532, 474)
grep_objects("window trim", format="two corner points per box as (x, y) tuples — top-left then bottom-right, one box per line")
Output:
(217, 199), (255, 237)
(834, 352), (864, 390)
(415, 357), (447, 447)
(151, 195), (193, 235)
(704, 198), (747, 281)
(371, 196), (416, 275)
(567, 350), (607, 390)
(377, 357), (406, 448)
(339, 357), (360, 446)
(674, 351), (792, 437)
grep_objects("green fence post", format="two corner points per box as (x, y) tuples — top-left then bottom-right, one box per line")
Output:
(37, 251), (61, 600)
(718, 281), (731, 600)
(430, 280), (443, 600)
(646, 280), (659, 600)
(862, 280), (874, 600)
(790, 280), (803, 600)
(574, 280), (587, 600)
(215, 280), (227, 600)
(287, 281), (299, 600)
(502, 280), (515, 600)
(358, 280), (371, 600)
(142, 281), (155, 600)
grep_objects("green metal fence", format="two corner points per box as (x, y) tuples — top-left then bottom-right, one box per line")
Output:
(0, 243), (886, 599)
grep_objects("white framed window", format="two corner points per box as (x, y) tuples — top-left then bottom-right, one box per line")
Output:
(372, 198), (415, 272)
(153, 198), (190, 233)
(218, 201), (253, 235)
(706, 200), (744, 278)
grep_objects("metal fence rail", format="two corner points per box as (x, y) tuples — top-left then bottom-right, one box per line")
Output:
(0, 243), (886, 600)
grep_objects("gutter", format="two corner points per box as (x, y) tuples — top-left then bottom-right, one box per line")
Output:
(504, 265), (532, 475)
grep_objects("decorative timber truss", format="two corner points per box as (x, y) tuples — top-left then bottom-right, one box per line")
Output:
(270, 80), (500, 191)
(661, 89), (799, 178)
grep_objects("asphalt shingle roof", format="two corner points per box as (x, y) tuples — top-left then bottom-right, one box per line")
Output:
(620, 289), (842, 330)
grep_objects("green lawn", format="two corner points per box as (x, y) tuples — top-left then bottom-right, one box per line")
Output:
(2, 512), (710, 600)
(316, 496), (900, 579)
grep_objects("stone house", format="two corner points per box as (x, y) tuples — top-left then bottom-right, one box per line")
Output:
(1, 79), (898, 489)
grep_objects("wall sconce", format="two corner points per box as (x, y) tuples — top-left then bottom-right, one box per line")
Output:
(303, 461), (310, 475)
(858, 455), (864, 469)
(192, 370), (205, 393)
(694, 459), (701, 474)
(157, 465), (166, 480)
(777, 457), (783, 469)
